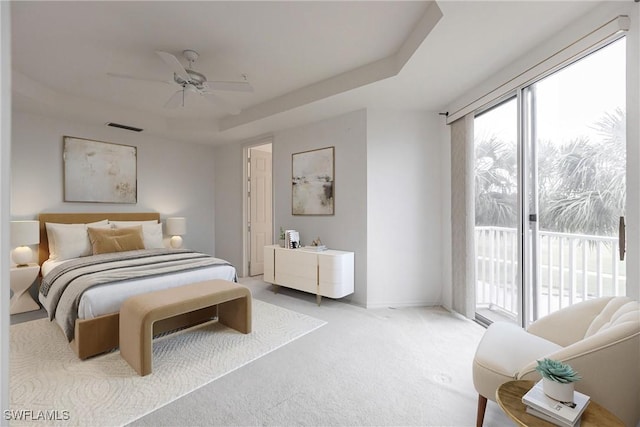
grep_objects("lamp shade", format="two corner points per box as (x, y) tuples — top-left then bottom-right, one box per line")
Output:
(11, 221), (40, 247)
(166, 217), (186, 236)
(11, 221), (40, 265)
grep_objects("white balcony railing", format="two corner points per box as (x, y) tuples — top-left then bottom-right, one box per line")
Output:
(475, 226), (627, 321)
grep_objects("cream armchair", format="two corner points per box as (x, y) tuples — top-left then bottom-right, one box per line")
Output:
(472, 296), (639, 427)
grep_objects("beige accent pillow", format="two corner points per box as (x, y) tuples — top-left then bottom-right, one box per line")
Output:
(87, 226), (145, 255)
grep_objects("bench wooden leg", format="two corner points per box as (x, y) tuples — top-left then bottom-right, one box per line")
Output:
(218, 296), (252, 334)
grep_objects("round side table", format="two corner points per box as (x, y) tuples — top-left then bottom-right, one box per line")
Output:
(10, 263), (40, 314)
(496, 380), (624, 427)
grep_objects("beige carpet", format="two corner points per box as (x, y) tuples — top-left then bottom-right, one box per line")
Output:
(9, 299), (326, 427)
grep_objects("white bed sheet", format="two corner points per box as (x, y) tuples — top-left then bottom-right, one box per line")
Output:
(39, 258), (237, 320)
(41, 258), (67, 277)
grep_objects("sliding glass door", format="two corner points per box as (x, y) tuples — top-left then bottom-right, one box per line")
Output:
(475, 37), (627, 326)
(474, 97), (520, 323)
(524, 38), (627, 323)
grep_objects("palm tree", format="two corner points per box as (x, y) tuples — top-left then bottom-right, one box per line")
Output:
(539, 108), (625, 236)
(475, 108), (625, 236)
(474, 136), (518, 227)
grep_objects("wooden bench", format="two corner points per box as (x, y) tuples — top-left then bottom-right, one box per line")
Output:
(119, 279), (252, 376)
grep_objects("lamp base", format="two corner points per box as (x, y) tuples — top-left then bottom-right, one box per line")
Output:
(170, 236), (183, 249)
(12, 246), (33, 266)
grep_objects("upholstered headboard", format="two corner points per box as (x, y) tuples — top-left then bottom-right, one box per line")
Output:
(37, 212), (160, 266)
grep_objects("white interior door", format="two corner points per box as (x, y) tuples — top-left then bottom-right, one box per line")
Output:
(249, 146), (272, 276)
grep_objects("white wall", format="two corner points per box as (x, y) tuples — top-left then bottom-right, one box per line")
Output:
(213, 141), (244, 272)
(272, 109), (368, 305)
(214, 108), (448, 308)
(366, 109), (446, 308)
(11, 111), (217, 256)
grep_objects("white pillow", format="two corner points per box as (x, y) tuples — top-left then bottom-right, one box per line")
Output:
(46, 220), (110, 261)
(112, 222), (164, 249)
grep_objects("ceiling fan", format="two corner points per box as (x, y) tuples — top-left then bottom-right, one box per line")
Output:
(108, 49), (253, 115)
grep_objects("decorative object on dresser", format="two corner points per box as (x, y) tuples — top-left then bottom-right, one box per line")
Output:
(284, 229), (300, 249)
(263, 244), (354, 305)
(305, 236), (327, 251)
(63, 136), (137, 203)
(10, 220), (39, 265)
(10, 263), (40, 314)
(292, 146), (335, 215)
(166, 216), (186, 249)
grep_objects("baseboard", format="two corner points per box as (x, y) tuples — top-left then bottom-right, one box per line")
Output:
(365, 300), (441, 309)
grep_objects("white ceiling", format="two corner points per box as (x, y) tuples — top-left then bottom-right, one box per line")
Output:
(11, 1), (601, 146)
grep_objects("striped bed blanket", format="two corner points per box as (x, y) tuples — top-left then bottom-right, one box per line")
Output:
(40, 249), (236, 341)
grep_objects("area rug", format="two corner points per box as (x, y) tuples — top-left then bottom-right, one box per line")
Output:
(9, 299), (326, 427)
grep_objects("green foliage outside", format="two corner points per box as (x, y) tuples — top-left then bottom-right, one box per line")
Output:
(474, 109), (626, 237)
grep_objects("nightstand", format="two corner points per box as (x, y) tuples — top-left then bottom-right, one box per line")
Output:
(10, 263), (40, 314)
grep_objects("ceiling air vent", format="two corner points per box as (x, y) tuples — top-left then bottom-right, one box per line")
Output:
(106, 122), (143, 132)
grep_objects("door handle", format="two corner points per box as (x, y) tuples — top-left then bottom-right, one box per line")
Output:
(619, 216), (626, 261)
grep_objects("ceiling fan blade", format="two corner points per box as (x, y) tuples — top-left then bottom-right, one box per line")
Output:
(164, 89), (184, 109)
(156, 51), (190, 81)
(201, 92), (241, 115)
(107, 72), (173, 85)
(205, 81), (254, 93)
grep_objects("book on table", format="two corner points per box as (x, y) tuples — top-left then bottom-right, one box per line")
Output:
(522, 379), (590, 426)
(525, 406), (582, 427)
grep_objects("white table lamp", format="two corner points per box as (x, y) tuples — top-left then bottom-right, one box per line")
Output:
(166, 217), (186, 249)
(11, 220), (40, 266)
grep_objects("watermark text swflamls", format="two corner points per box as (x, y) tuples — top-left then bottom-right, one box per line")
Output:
(4, 409), (70, 422)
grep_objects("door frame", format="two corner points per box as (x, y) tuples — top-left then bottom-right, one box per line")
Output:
(474, 34), (630, 327)
(241, 137), (274, 278)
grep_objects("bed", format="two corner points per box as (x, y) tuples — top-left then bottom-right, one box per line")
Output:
(37, 212), (238, 360)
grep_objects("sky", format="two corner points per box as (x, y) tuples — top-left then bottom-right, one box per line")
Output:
(475, 37), (626, 147)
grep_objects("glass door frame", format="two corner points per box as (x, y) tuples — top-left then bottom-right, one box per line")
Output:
(475, 34), (627, 328)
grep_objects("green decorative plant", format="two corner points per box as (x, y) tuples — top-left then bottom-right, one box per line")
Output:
(279, 227), (285, 240)
(535, 358), (582, 383)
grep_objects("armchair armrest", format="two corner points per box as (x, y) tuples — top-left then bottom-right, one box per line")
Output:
(526, 297), (615, 346)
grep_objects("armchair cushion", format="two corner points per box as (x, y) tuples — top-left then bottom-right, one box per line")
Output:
(473, 322), (561, 401)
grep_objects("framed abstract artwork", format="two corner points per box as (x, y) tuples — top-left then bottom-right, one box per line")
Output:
(292, 146), (334, 215)
(63, 136), (137, 203)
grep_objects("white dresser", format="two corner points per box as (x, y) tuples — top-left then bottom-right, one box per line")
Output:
(263, 245), (354, 304)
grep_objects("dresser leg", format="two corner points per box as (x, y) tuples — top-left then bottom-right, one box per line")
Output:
(316, 294), (322, 306)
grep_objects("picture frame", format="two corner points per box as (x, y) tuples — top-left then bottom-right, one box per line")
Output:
(292, 146), (334, 215)
(63, 136), (137, 203)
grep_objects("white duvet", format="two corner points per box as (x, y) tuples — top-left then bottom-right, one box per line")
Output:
(39, 257), (237, 321)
